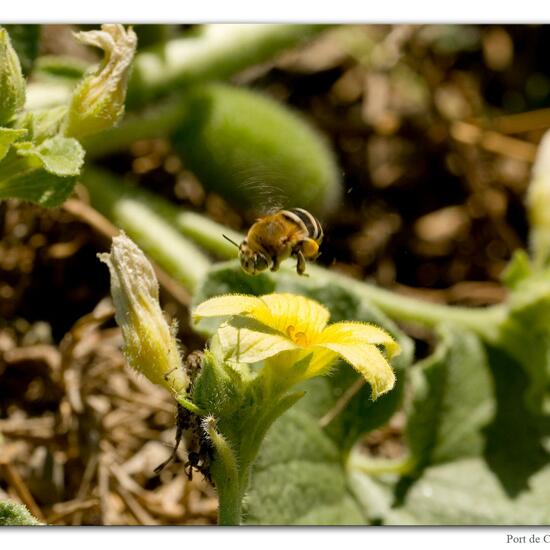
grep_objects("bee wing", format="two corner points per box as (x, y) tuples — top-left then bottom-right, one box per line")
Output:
(234, 168), (288, 216)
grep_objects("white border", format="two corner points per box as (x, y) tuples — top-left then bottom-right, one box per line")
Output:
(2, 0), (550, 23)
(1, 526), (549, 550)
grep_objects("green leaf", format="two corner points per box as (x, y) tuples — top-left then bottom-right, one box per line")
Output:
(0, 162), (76, 206)
(15, 106), (68, 143)
(244, 407), (366, 525)
(0, 127), (26, 162)
(384, 457), (550, 525)
(0, 499), (42, 526)
(34, 55), (88, 83)
(352, 338), (550, 525)
(15, 135), (84, 176)
(495, 270), (550, 411)
(501, 249), (532, 289)
(406, 324), (495, 469)
(0, 135), (84, 206)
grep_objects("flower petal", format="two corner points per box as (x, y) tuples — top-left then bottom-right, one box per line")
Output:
(217, 320), (298, 364)
(316, 342), (396, 399)
(317, 322), (400, 358)
(256, 293), (330, 340)
(192, 294), (267, 322)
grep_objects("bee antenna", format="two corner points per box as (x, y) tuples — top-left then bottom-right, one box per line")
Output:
(222, 234), (240, 249)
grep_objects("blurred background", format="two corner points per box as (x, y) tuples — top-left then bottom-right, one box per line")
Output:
(0, 24), (547, 524)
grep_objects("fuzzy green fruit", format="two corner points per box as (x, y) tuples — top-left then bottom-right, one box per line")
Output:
(172, 83), (342, 218)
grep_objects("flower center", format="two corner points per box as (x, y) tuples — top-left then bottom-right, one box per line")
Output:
(286, 325), (309, 347)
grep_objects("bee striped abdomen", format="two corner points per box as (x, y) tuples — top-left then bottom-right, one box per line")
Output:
(281, 208), (323, 242)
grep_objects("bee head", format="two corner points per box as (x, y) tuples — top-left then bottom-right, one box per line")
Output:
(239, 241), (271, 275)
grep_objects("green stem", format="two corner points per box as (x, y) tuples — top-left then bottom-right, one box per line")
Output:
(82, 166), (210, 293)
(347, 451), (415, 477)
(205, 418), (242, 525)
(173, 211), (243, 259)
(176, 395), (206, 417)
(81, 99), (188, 158)
(308, 265), (507, 341)
(127, 24), (331, 108)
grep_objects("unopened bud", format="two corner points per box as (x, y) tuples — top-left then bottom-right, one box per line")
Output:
(99, 232), (189, 395)
(64, 24), (137, 139)
(527, 130), (550, 268)
(0, 27), (26, 125)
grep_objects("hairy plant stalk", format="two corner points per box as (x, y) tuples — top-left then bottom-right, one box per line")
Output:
(127, 24), (330, 107)
(81, 98), (187, 158)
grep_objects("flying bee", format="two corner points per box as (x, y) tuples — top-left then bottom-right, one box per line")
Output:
(224, 208), (323, 276)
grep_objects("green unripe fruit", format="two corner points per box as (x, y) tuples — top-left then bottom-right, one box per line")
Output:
(172, 83), (342, 218)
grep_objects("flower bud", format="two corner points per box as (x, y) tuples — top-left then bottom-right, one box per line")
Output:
(99, 232), (189, 395)
(527, 130), (550, 268)
(0, 27), (26, 125)
(64, 24), (137, 139)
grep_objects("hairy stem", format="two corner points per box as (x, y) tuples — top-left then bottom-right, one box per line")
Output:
(205, 418), (242, 525)
(82, 99), (188, 158)
(127, 24), (331, 107)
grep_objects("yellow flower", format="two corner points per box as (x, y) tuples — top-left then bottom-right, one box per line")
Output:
(193, 293), (400, 398)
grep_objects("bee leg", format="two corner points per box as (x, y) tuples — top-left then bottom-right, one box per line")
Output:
(295, 250), (309, 277)
(270, 255), (281, 272)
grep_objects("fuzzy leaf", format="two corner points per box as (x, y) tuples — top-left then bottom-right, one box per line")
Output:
(384, 458), (550, 525)
(0, 136), (84, 206)
(0, 161), (76, 206)
(353, 338), (550, 525)
(406, 324), (495, 469)
(0, 500), (41, 526)
(0, 127), (26, 162)
(15, 135), (84, 176)
(244, 407), (366, 525)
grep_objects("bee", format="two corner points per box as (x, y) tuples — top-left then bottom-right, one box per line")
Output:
(224, 208), (323, 276)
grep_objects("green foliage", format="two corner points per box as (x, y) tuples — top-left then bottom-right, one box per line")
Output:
(495, 262), (550, 409)
(0, 127), (26, 161)
(244, 407), (366, 525)
(172, 83), (342, 218)
(193, 261), (414, 524)
(0, 25), (138, 208)
(2, 25), (40, 75)
(0, 135), (84, 206)
(126, 24), (329, 107)
(406, 325), (495, 469)
(373, 344), (550, 525)
(0, 27), (26, 125)
(0, 500), (42, 526)
(193, 261), (550, 525)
